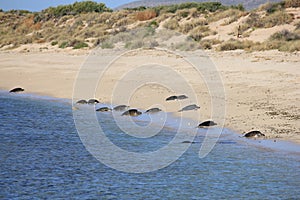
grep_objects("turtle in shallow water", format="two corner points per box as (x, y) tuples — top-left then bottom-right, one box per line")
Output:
(76, 99), (88, 104)
(198, 120), (217, 128)
(96, 107), (112, 112)
(9, 87), (24, 93)
(178, 104), (200, 112)
(88, 99), (100, 104)
(113, 105), (129, 111)
(122, 109), (142, 116)
(182, 141), (197, 144)
(145, 108), (162, 113)
(244, 131), (265, 138)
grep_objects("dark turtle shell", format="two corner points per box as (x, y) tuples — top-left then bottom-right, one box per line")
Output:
(178, 104), (200, 112)
(122, 109), (142, 116)
(9, 87), (24, 93)
(177, 95), (188, 100)
(166, 96), (178, 101)
(244, 131), (265, 138)
(96, 107), (112, 112)
(198, 120), (217, 127)
(76, 99), (88, 104)
(88, 99), (100, 104)
(113, 105), (129, 111)
(145, 108), (162, 113)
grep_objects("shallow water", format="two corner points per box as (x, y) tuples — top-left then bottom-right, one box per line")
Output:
(0, 92), (299, 199)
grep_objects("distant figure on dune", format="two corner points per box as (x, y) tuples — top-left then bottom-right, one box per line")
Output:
(237, 25), (242, 38)
(178, 104), (200, 112)
(9, 87), (24, 93)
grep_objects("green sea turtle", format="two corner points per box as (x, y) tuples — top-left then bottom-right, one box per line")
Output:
(96, 107), (112, 112)
(166, 96), (178, 101)
(76, 99), (88, 104)
(122, 109), (142, 116)
(182, 141), (197, 144)
(178, 104), (200, 112)
(145, 108), (162, 113)
(244, 131), (265, 138)
(198, 120), (217, 128)
(9, 87), (24, 93)
(113, 105), (129, 111)
(166, 95), (188, 101)
(88, 99), (100, 104)
(177, 95), (188, 100)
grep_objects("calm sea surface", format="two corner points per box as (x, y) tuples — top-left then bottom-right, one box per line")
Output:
(0, 92), (299, 199)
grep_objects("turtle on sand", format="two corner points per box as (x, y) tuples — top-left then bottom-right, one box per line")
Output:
(166, 96), (178, 101)
(177, 95), (188, 100)
(178, 104), (200, 112)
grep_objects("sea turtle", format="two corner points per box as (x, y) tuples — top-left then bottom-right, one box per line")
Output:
(113, 105), (129, 111)
(145, 108), (162, 113)
(177, 95), (188, 100)
(96, 107), (112, 112)
(178, 104), (200, 112)
(166, 96), (178, 101)
(122, 109), (142, 116)
(198, 120), (217, 128)
(76, 99), (88, 104)
(9, 87), (24, 93)
(182, 141), (197, 144)
(244, 131), (265, 138)
(88, 99), (100, 104)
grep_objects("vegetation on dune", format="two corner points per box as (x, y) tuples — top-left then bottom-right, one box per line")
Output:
(270, 29), (300, 41)
(216, 30), (300, 52)
(152, 2), (244, 15)
(0, 0), (299, 52)
(259, 0), (300, 13)
(35, 1), (112, 21)
(135, 10), (157, 21)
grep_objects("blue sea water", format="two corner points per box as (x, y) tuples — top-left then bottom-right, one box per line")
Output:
(0, 92), (299, 199)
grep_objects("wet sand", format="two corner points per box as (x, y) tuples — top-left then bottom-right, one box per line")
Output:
(0, 48), (299, 144)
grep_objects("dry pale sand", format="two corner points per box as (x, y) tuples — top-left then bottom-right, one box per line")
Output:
(0, 47), (299, 144)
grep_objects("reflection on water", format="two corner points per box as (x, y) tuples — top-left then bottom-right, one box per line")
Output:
(0, 93), (299, 199)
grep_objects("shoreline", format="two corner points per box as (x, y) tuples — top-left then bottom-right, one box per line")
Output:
(1, 89), (300, 155)
(0, 49), (299, 145)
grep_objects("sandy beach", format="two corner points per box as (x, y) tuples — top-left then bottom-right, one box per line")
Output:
(0, 47), (299, 143)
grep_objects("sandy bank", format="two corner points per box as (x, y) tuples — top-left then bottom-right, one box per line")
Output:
(0, 48), (299, 144)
